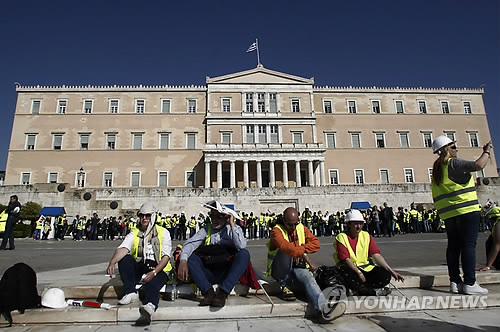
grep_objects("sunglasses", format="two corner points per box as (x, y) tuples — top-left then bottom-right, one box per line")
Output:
(285, 221), (299, 227)
(450, 145), (457, 150)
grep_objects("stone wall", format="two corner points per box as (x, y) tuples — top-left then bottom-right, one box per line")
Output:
(0, 178), (498, 217)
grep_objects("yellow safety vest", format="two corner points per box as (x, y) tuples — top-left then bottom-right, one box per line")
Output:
(131, 225), (172, 273)
(189, 218), (196, 228)
(432, 159), (480, 220)
(266, 224), (307, 277)
(0, 209), (7, 232)
(334, 231), (375, 272)
(36, 219), (43, 230)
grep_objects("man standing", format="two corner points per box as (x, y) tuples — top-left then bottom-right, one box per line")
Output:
(106, 202), (172, 326)
(1, 195), (21, 250)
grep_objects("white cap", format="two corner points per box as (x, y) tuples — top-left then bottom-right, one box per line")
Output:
(203, 200), (241, 221)
(41, 288), (68, 309)
(137, 201), (157, 216)
(345, 209), (365, 223)
(432, 135), (454, 154)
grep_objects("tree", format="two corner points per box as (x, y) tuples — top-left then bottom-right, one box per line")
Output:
(20, 201), (42, 223)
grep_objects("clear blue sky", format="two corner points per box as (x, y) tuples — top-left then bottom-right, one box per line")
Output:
(0, 1), (498, 170)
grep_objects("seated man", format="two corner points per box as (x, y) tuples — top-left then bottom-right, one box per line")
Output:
(334, 209), (404, 296)
(177, 200), (250, 308)
(267, 207), (346, 323)
(106, 202), (172, 326)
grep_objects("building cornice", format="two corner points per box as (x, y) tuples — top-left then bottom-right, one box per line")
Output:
(313, 86), (484, 94)
(15, 84), (206, 93)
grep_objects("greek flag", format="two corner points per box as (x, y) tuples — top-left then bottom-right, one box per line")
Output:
(246, 42), (257, 53)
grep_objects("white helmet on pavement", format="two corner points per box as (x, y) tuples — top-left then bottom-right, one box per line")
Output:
(41, 288), (68, 309)
(345, 209), (365, 223)
(432, 135), (454, 154)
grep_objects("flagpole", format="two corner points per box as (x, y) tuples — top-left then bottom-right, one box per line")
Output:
(256, 38), (261, 66)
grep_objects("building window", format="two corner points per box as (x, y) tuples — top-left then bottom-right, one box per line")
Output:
(292, 132), (303, 144)
(380, 169), (390, 184)
(159, 133), (169, 150)
(351, 133), (361, 148)
(76, 171), (86, 187)
(31, 100), (41, 114)
(25, 134), (36, 150)
(161, 99), (171, 114)
(395, 100), (404, 114)
(83, 100), (93, 114)
(326, 133), (336, 148)
(348, 100), (357, 114)
(463, 101), (472, 114)
(186, 171), (196, 187)
(258, 125), (267, 143)
(158, 171), (168, 187)
(21, 172), (31, 185)
(375, 133), (385, 148)
(269, 93), (277, 113)
(133, 133), (143, 150)
(104, 172), (113, 187)
(188, 99), (197, 113)
(422, 132), (433, 148)
(323, 100), (332, 113)
(222, 98), (231, 112)
(106, 134), (116, 150)
(246, 125), (255, 143)
(48, 172), (58, 184)
(404, 168), (414, 183)
(186, 133), (196, 149)
(371, 100), (381, 114)
(418, 100), (427, 114)
(131, 172), (141, 187)
(399, 132), (410, 148)
(428, 168), (433, 183)
(221, 132), (232, 144)
(80, 134), (89, 150)
(57, 100), (67, 114)
(246, 93), (253, 112)
(135, 99), (145, 114)
(468, 132), (479, 147)
(109, 99), (119, 113)
(291, 99), (300, 113)
(52, 134), (63, 150)
(270, 125), (279, 143)
(441, 101), (450, 114)
(329, 169), (339, 185)
(258, 93), (265, 112)
(444, 131), (456, 141)
(354, 169), (364, 184)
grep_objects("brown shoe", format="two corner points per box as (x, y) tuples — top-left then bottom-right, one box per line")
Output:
(211, 288), (229, 307)
(199, 288), (216, 306)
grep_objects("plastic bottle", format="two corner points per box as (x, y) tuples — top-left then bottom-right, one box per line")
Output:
(171, 276), (177, 302)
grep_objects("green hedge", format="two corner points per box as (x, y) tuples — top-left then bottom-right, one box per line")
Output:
(13, 223), (32, 238)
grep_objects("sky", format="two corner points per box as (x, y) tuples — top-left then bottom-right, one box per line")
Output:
(0, 0), (498, 170)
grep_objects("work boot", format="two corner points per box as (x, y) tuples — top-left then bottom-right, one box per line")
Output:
(375, 287), (392, 296)
(199, 287), (216, 306)
(134, 302), (155, 326)
(278, 286), (296, 301)
(211, 288), (229, 307)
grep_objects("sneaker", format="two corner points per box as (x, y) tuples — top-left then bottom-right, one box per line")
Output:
(118, 292), (139, 305)
(199, 287), (216, 306)
(278, 286), (296, 301)
(314, 301), (347, 324)
(211, 288), (229, 307)
(134, 302), (155, 326)
(375, 287), (392, 296)
(450, 281), (463, 294)
(462, 282), (488, 295)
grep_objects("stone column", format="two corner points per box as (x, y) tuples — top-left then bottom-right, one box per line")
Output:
(230, 160), (236, 188)
(315, 162), (320, 187)
(308, 160), (314, 187)
(217, 161), (222, 189)
(295, 160), (301, 188)
(256, 160), (262, 188)
(205, 161), (211, 188)
(320, 160), (326, 186)
(269, 160), (275, 187)
(283, 161), (288, 187)
(243, 160), (249, 188)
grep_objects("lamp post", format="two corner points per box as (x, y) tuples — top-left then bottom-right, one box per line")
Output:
(78, 167), (84, 188)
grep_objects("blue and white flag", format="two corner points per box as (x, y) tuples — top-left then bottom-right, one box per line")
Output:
(246, 42), (257, 53)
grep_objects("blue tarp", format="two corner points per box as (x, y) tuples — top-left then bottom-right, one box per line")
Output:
(350, 202), (371, 210)
(39, 207), (66, 217)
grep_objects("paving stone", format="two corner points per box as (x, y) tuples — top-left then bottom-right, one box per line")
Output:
(306, 315), (387, 332)
(424, 308), (500, 331)
(166, 321), (237, 332)
(237, 317), (310, 332)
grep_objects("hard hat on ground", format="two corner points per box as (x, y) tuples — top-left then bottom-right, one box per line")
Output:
(432, 135), (455, 154)
(345, 209), (365, 223)
(41, 288), (67, 309)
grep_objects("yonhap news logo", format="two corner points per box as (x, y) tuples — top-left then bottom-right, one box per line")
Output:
(321, 285), (348, 320)
(352, 295), (488, 310)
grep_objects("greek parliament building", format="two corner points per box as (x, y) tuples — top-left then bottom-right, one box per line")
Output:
(3, 65), (498, 215)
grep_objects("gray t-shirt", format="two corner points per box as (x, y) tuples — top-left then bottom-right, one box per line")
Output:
(448, 158), (480, 184)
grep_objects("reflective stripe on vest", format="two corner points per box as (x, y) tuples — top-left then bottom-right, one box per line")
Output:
(265, 224), (307, 277)
(204, 224), (212, 246)
(334, 231), (375, 272)
(131, 225), (172, 273)
(432, 159), (480, 220)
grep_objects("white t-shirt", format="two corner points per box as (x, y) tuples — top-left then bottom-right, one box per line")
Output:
(119, 227), (171, 260)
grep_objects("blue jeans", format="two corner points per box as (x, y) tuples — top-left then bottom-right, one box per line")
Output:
(118, 255), (167, 309)
(271, 250), (325, 311)
(187, 248), (250, 294)
(444, 211), (480, 286)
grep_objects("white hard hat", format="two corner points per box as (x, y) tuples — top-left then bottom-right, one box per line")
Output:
(432, 135), (454, 154)
(41, 288), (67, 309)
(345, 209), (365, 223)
(305, 206), (310, 209)
(137, 202), (157, 216)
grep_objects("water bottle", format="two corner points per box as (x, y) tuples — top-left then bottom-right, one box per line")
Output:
(171, 276), (177, 302)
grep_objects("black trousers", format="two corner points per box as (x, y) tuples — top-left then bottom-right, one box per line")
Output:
(1, 219), (16, 249)
(338, 265), (391, 296)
